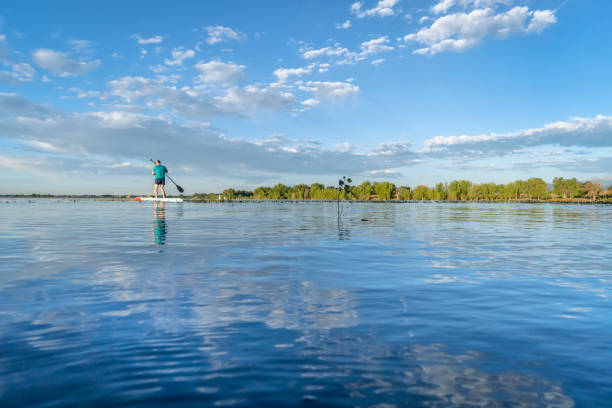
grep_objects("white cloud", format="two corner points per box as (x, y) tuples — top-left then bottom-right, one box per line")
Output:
(403, 6), (557, 55)
(68, 39), (94, 54)
(164, 47), (195, 66)
(336, 20), (352, 29)
(360, 36), (394, 56)
(0, 35), (8, 63)
(351, 0), (400, 18)
(460, 0), (513, 7)
(297, 81), (359, 100)
(195, 60), (246, 84)
(131, 34), (163, 44)
(526, 10), (557, 34)
(214, 85), (296, 114)
(107, 74), (300, 119)
(371, 58), (385, 66)
(435, 0), (514, 13)
(0, 93), (422, 182)
(205, 26), (247, 45)
(370, 169), (402, 178)
(301, 98), (320, 108)
(273, 65), (313, 82)
(32, 49), (100, 76)
(0, 62), (35, 83)
(301, 37), (392, 66)
(69, 87), (105, 99)
(433, 0), (455, 14)
(302, 45), (353, 60)
(108, 76), (218, 117)
(423, 115), (612, 155)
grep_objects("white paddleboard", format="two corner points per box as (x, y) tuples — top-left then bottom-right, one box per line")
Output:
(135, 197), (183, 203)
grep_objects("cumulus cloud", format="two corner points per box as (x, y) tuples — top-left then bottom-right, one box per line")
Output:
(301, 98), (320, 108)
(214, 85), (296, 115)
(336, 20), (352, 29)
(433, 0), (455, 14)
(370, 169), (402, 178)
(195, 60), (246, 84)
(164, 47), (195, 66)
(0, 93), (420, 182)
(131, 34), (163, 44)
(107, 73), (301, 119)
(360, 36), (394, 56)
(302, 45), (353, 61)
(68, 39), (94, 54)
(0, 92), (55, 118)
(351, 0), (400, 18)
(0, 62), (35, 83)
(108, 76), (222, 118)
(273, 65), (313, 82)
(526, 9), (557, 34)
(301, 38), (392, 66)
(433, 0), (513, 14)
(297, 81), (359, 100)
(423, 115), (612, 155)
(205, 26), (247, 45)
(403, 6), (556, 55)
(32, 49), (100, 76)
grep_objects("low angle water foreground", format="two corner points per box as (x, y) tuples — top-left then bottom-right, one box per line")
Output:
(1, 200), (610, 407)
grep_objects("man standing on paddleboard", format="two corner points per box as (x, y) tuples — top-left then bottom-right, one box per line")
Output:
(152, 160), (168, 199)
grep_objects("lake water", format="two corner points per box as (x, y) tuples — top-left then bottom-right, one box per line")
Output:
(1, 200), (610, 407)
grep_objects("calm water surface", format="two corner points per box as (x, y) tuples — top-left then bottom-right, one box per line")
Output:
(1, 200), (610, 407)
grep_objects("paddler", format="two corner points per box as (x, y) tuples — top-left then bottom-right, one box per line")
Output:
(152, 160), (168, 199)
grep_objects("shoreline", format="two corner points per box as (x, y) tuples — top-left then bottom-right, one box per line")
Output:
(2, 195), (611, 205)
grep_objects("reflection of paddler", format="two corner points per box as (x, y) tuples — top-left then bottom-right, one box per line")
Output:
(153, 201), (167, 245)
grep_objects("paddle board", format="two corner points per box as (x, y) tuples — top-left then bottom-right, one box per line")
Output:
(135, 197), (183, 203)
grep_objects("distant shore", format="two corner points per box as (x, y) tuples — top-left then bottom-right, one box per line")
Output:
(2, 195), (611, 205)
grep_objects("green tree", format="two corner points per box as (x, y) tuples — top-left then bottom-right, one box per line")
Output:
(412, 185), (431, 200)
(222, 188), (236, 200)
(432, 183), (448, 200)
(291, 184), (309, 199)
(270, 183), (290, 199)
(525, 178), (549, 200)
(253, 186), (270, 199)
(553, 177), (581, 199)
(448, 180), (472, 200)
(373, 182), (395, 200)
(310, 183), (325, 200)
(397, 186), (411, 200)
(352, 181), (373, 200)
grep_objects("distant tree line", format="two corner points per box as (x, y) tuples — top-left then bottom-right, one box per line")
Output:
(191, 177), (612, 202)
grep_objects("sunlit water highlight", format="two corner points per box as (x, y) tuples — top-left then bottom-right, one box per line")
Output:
(1, 200), (610, 407)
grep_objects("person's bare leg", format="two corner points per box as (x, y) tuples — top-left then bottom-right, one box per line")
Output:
(161, 184), (166, 198)
(154, 184), (159, 199)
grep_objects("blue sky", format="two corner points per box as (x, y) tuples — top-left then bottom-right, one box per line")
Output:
(1, 0), (611, 194)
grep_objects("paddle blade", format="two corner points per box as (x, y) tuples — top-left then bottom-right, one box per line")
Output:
(176, 185), (184, 193)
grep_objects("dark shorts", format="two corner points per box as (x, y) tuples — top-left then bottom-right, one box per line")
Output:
(155, 178), (165, 185)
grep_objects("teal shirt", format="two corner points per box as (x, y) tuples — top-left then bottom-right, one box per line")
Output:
(153, 164), (167, 179)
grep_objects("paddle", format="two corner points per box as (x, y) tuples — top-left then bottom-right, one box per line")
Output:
(150, 159), (184, 193)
